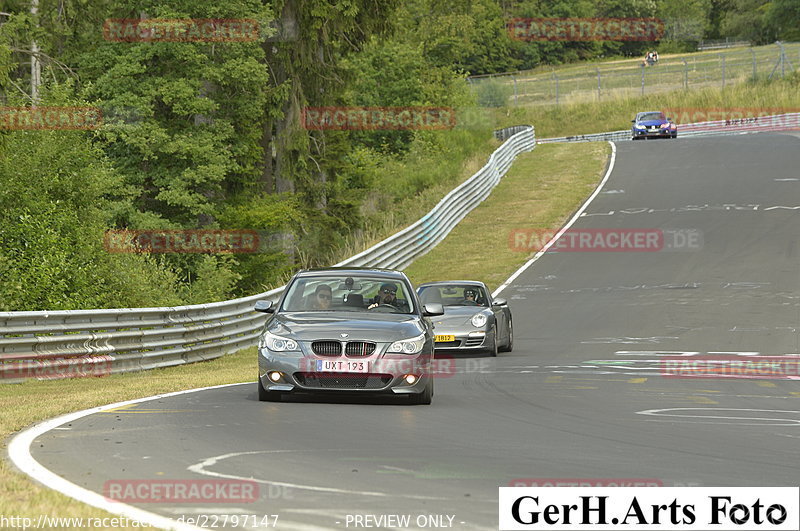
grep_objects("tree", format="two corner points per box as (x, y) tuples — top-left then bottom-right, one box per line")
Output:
(0, 100), (183, 311)
(721, 0), (773, 43)
(766, 0), (800, 41)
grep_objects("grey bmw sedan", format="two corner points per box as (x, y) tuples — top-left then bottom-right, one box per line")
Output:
(254, 268), (443, 404)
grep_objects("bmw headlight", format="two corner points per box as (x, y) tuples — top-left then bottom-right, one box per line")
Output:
(261, 332), (299, 352)
(471, 314), (488, 328)
(388, 334), (426, 354)
(634, 125), (645, 130)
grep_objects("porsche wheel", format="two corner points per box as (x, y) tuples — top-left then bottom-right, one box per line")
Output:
(499, 320), (513, 353)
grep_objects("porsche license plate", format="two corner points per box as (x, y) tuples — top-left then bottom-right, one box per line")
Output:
(316, 360), (369, 373)
(435, 335), (455, 342)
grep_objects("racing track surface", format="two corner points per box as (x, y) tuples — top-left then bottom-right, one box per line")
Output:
(23, 133), (800, 530)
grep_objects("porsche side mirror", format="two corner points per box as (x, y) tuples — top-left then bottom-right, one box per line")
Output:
(254, 300), (274, 313)
(493, 298), (508, 307)
(423, 303), (444, 316)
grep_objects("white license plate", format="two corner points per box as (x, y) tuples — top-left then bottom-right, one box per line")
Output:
(316, 360), (369, 373)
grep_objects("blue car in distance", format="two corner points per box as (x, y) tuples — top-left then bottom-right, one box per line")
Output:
(631, 111), (677, 140)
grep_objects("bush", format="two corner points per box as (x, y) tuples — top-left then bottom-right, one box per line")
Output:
(474, 79), (513, 107)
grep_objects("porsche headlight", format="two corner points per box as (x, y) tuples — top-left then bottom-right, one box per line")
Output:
(388, 334), (426, 354)
(471, 314), (488, 328)
(262, 332), (299, 352)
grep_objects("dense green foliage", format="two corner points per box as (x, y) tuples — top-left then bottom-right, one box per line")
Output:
(0, 0), (796, 311)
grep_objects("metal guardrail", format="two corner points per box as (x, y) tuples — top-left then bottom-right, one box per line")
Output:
(494, 126), (530, 141)
(337, 126), (535, 270)
(0, 126), (535, 382)
(536, 113), (800, 143)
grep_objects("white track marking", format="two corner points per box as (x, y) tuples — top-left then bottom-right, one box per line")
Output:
(494, 141), (617, 297)
(8, 383), (248, 531)
(637, 408), (800, 426)
(616, 351), (701, 356)
(187, 451), (451, 501)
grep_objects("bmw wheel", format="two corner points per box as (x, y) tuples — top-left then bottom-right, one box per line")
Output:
(411, 379), (433, 405)
(258, 377), (283, 402)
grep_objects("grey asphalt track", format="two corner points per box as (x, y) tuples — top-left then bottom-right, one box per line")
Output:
(27, 133), (800, 530)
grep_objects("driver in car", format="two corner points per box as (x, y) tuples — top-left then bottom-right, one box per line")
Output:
(368, 282), (410, 312)
(461, 287), (479, 305)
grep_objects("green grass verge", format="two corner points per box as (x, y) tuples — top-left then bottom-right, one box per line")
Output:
(1, 142), (609, 528)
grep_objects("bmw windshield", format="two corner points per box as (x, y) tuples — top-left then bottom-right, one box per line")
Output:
(281, 275), (415, 313)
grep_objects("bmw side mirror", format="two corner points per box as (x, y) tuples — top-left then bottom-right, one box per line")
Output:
(493, 298), (508, 307)
(423, 303), (444, 317)
(254, 300), (274, 313)
(631, 120), (636, 123)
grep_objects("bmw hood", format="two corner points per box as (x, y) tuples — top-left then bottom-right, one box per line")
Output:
(267, 312), (425, 342)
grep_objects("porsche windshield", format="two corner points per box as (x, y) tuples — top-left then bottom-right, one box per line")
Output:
(418, 284), (489, 307)
(281, 276), (415, 313)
